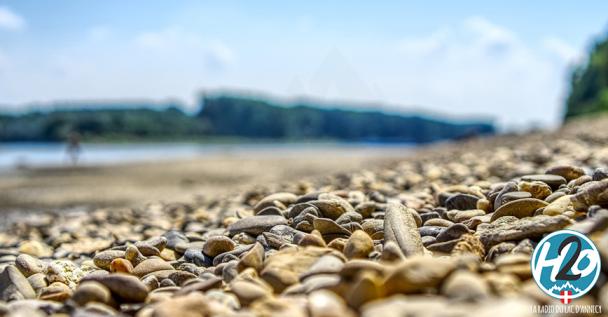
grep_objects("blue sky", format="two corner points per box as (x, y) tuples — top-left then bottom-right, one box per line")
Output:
(0, 1), (607, 128)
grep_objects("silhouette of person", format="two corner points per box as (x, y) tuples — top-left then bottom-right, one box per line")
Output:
(66, 132), (81, 165)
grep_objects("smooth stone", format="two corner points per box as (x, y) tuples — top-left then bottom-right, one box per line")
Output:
(162, 230), (189, 251)
(183, 248), (213, 267)
(499, 191), (532, 206)
(346, 271), (383, 308)
(93, 250), (125, 270)
(238, 242), (265, 272)
(361, 219), (384, 239)
(300, 255), (345, 281)
(490, 198), (549, 222)
(445, 194), (479, 210)
(441, 270), (490, 302)
(355, 202), (376, 218)
(39, 282), (72, 302)
(521, 174), (567, 189)
(298, 231), (327, 247)
(168, 270), (197, 286)
(336, 211), (363, 225)
(145, 292), (216, 317)
(423, 218), (453, 227)
(230, 280), (271, 306)
(418, 226), (445, 237)
(254, 192), (298, 214)
(175, 276), (223, 296)
(125, 245), (146, 267)
(313, 218), (351, 236)
(109, 258), (133, 273)
(15, 254), (44, 277)
(26, 273), (47, 293)
(545, 191), (566, 203)
(203, 236), (236, 257)
(309, 198), (355, 220)
(543, 195), (573, 216)
(546, 165), (585, 182)
(0, 265), (36, 301)
(384, 256), (457, 295)
(435, 224), (470, 243)
(83, 273), (148, 302)
(343, 230), (374, 259)
(451, 209), (486, 223)
(309, 290), (356, 317)
(420, 212), (440, 223)
(477, 215), (572, 248)
(261, 247), (339, 293)
(383, 202), (423, 257)
(72, 281), (112, 306)
(132, 258), (174, 277)
(228, 216), (288, 236)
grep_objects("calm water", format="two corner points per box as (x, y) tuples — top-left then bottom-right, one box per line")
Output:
(0, 142), (414, 170)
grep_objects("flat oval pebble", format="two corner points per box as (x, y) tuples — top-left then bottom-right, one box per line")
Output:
(227, 216), (288, 236)
(521, 174), (567, 189)
(490, 198), (548, 222)
(132, 258), (174, 277)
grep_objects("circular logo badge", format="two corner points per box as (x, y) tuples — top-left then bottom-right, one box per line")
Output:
(531, 230), (601, 304)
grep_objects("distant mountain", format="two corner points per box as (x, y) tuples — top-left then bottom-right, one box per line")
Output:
(198, 95), (494, 143)
(0, 94), (495, 143)
(565, 32), (608, 120)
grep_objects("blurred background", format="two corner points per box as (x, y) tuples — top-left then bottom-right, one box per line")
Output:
(1, 1), (608, 214)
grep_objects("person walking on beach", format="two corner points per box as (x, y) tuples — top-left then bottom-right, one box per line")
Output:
(66, 131), (81, 165)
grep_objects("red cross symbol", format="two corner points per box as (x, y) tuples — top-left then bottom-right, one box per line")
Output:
(560, 290), (572, 304)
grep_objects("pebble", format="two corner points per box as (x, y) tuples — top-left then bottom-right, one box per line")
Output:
(84, 273), (148, 302)
(521, 174), (567, 189)
(15, 254), (45, 277)
(343, 230), (374, 259)
(384, 256), (457, 295)
(71, 281), (112, 306)
(132, 258), (174, 277)
(0, 265), (36, 301)
(441, 270), (490, 301)
(477, 215), (572, 247)
(435, 223), (470, 243)
(545, 165), (585, 181)
(383, 202), (423, 256)
(542, 194), (573, 216)
(203, 236), (236, 257)
(445, 193), (479, 210)
(227, 216), (288, 236)
(490, 198), (548, 221)
(93, 250), (125, 270)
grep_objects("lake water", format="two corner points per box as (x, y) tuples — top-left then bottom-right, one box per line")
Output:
(0, 142), (415, 170)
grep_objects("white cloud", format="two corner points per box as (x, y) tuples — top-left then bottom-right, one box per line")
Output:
(0, 6), (25, 31)
(390, 16), (574, 128)
(134, 27), (235, 70)
(542, 37), (582, 63)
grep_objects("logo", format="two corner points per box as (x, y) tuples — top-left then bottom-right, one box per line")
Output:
(531, 230), (601, 304)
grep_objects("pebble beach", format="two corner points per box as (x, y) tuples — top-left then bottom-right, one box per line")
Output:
(1, 116), (608, 316)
